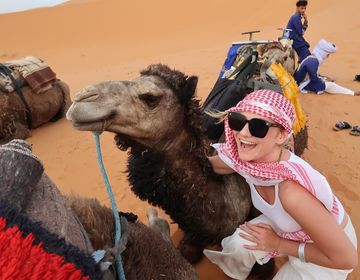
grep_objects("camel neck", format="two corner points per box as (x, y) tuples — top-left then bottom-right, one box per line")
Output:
(154, 129), (209, 171)
(159, 129), (194, 155)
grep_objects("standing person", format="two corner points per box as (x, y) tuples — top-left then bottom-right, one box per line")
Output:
(295, 39), (360, 96)
(286, 0), (311, 62)
(203, 90), (358, 279)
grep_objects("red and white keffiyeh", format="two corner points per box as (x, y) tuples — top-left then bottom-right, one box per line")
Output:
(218, 89), (296, 185)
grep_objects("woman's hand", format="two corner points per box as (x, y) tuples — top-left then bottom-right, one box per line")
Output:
(239, 222), (281, 252)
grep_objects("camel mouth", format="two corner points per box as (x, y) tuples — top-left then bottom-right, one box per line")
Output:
(70, 119), (108, 132)
(67, 103), (117, 132)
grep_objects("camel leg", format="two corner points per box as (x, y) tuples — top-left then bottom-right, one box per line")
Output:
(248, 259), (276, 280)
(294, 126), (308, 157)
(178, 234), (205, 264)
(0, 122), (30, 144)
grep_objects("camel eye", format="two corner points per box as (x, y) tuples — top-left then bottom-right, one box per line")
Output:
(139, 93), (161, 108)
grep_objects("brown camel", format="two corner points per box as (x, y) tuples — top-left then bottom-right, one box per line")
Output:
(0, 139), (199, 280)
(0, 79), (71, 143)
(66, 64), (308, 266)
(258, 39), (297, 76)
(68, 196), (199, 280)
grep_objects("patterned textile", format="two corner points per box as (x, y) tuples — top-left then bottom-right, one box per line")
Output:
(0, 64), (26, 92)
(0, 56), (56, 94)
(218, 89), (296, 183)
(0, 204), (102, 280)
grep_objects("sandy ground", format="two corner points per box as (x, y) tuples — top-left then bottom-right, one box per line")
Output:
(1, 0), (359, 278)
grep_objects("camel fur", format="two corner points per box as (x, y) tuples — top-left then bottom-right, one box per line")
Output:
(0, 139), (199, 280)
(258, 39), (297, 76)
(68, 196), (199, 280)
(0, 79), (71, 143)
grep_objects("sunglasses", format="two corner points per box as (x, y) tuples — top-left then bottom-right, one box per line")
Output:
(227, 112), (279, 138)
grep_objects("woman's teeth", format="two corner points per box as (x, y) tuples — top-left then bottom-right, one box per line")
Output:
(239, 139), (256, 149)
(240, 139), (256, 145)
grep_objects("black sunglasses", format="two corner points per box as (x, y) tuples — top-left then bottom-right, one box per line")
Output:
(227, 112), (279, 138)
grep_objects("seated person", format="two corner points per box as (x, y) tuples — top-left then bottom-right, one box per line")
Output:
(295, 39), (360, 96)
(286, 0), (311, 62)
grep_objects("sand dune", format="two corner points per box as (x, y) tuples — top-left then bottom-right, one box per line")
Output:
(1, 0), (359, 278)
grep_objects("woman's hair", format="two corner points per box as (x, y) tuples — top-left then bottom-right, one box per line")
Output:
(205, 110), (227, 124)
(296, 0), (308, 7)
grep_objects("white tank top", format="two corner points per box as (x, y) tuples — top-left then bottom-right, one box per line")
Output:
(248, 153), (344, 234)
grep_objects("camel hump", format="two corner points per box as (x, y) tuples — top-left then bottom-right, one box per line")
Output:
(0, 139), (44, 211)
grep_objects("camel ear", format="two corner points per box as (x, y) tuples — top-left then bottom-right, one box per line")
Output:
(178, 76), (198, 103)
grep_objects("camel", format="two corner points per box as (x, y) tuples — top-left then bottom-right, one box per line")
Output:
(0, 79), (71, 143)
(258, 39), (297, 76)
(0, 139), (199, 280)
(66, 64), (308, 266)
(202, 40), (306, 151)
(68, 196), (198, 280)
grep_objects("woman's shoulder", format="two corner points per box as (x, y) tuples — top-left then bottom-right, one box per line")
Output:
(282, 153), (330, 191)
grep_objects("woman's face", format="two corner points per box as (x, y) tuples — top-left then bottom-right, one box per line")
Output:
(231, 111), (288, 162)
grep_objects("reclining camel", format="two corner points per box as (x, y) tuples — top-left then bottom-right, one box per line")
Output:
(66, 64), (308, 267)
(0, 139), (198, 280)
(0, 78), (71, 144)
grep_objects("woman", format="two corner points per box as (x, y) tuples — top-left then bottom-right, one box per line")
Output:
(295, 39), (360, 96)
(203, 89), (358, 279)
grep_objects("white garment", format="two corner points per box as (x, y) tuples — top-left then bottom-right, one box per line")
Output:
(325, 82), (355, 96)
(204, 215), (275, 280)
(249, 183), (303, 233)
(204, 215), (357, 280)
(313, 39), (337, 65)
(299, 78), (355, 96)
(249, 152), (344, 233)
(213, 145), (344, 228)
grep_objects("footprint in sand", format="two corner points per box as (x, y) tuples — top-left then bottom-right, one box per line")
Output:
(327, 174), (359, 202)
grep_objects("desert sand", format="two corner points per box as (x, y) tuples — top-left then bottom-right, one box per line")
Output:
(0, 0), (359, 279)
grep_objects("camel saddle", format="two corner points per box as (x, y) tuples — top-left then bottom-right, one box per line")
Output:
(0, 56), (56, 94)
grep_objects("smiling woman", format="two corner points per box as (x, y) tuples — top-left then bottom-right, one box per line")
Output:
(205, 89), (358, 280)
(0, 0), (69, 14)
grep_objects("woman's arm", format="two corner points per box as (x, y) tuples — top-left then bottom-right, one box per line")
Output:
(207, 155), (235, 175)
(278, 181), (358, 269)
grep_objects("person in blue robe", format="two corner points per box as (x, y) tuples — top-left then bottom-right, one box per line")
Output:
(295, 39), (360, 96)
(286, 0), (311, 62)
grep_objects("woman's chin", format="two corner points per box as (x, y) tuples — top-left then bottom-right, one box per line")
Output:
(237, 145), (258, 161)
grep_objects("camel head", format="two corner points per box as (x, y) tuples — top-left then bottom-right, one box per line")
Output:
(67, 64), (201, 151)
(259, 40), (296, 75)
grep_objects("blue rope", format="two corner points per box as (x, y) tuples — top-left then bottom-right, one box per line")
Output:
(92, 132), (126, 280)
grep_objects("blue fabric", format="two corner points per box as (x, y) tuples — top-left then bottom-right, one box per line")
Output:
(286, 13), (311, 61)
(295, 45), (311, 62)
(219, 45), (240, 77)
(294, 56), (325, 92)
